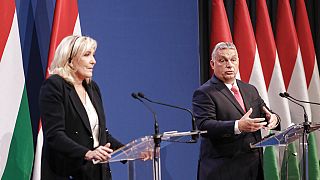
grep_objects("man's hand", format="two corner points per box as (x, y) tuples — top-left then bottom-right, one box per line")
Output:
(262, 106), (278, 129)
(238, 108), (267, 132)
(85, 143), (113, 162)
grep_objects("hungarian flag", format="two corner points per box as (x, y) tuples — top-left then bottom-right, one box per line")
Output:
(233, 0), (269, 108)
(295, 0), (320, 179)
(276, 0), (309, 179)
(209, 0), (232, 76)
(255, 0), (293, 179)
(0, 0), (34, 179)
(32, 0), (81, 179)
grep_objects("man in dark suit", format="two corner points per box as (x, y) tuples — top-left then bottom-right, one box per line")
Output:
(192, 42), (280, 180)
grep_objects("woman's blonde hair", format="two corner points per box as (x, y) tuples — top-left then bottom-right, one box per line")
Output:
(49, 35), (97, 84)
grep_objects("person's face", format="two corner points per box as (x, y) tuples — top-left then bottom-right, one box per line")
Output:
(211, 48), (239, 84)
(73, 48), (96, 81)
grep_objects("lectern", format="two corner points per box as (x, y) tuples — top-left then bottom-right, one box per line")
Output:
(251, 122), (320, 180)
(99, 130), (206, 180)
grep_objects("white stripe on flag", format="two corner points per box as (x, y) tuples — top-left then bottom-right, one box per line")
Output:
(73, 15), (82, 35)
(0, 10), (25, 177)
(287, 49), (312, 124)
(32, 126), (43, 180)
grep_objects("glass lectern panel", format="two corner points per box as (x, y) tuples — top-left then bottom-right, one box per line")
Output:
(251, 123), (320, 148)
(107, 130), (202, 163)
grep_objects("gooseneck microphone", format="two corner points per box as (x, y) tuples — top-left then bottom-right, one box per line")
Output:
(279, 92), (308, 123)
(279, 92), (313, 180)
(137, 92), (199, 142)
(283, 92), (320, 106)
(131, 93), (159, 135)
(132, 93), (162, 180)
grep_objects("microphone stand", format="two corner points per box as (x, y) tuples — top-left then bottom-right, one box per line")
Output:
(131, 93), (161, 180)
(137, 92), (199, 142)
(295, 98), (310, 180)
(280, 93), (309, 180)
(282, 92), (320, 180)
(301, 120), (309, 180)
(132, 92), (206, 180)
(149, 103), (161, 180)
(153, 122), (161, 180)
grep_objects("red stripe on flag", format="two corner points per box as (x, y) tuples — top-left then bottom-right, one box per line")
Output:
(210, 0), (232, 51)
(33, 1), (80, 179)
(295, 0), (316, 87)
(209, 0), (232, 76)
(233, 0), (255, 83)
(255, 0), (277, 89)
(0, 0), (15, 62)
(46, 0), (79, 77)
(275, 0), (299, 89)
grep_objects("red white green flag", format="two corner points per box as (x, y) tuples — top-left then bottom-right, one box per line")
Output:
(295, 0), (320, 179)
(0, 0), (34, 179)
(32, 0), (81, 179)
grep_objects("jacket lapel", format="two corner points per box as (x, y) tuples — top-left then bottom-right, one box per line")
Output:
(68, 84), (92, 134)
(211, 76), (245, 114)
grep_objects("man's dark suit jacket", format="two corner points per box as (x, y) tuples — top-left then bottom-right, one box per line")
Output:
(192, 76), (278, 180)
(39, 74), (123, 180)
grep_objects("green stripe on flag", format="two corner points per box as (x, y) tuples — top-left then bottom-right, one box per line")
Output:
(264, 146), (280, 180)
(281, 143), (300, 180)
(2, 87), (34, 180)
(308, 132), (320, 180)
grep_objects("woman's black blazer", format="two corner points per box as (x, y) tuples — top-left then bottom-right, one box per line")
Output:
(39, 74), (123, 180)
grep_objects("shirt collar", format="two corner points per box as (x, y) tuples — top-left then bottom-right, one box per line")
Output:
(225, 80), (237, 90)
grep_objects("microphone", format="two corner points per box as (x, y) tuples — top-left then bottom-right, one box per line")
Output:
(279, 92), (308, 123)
(283, 92), (320, 106)
(132, 92), (162, 172)
(279, 92), (313, 180)
(137, 92), (199, 142)
(131, 93), (159, 135)
(279, 92), (286, 98)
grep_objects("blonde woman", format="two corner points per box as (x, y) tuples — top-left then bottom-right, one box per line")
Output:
(39, 35), (123, 180)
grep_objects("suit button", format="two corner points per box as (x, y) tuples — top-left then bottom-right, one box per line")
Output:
(90, 136), (93, 139)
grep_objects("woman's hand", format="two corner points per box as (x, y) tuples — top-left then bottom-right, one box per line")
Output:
(139, 147), (161, 161)
(140, 149), (153, 161)
(85, 143), (113, 162)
